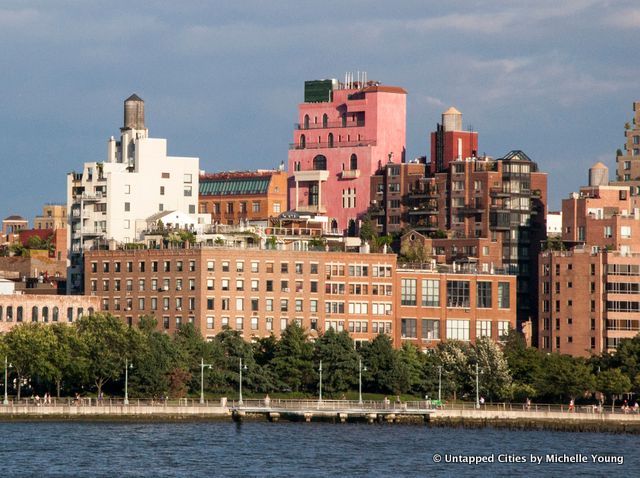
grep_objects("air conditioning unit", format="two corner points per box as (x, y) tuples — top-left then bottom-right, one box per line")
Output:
(125, 307), (131, 311)
(176, 307), (182, 311)
(176, 286), (182, 291)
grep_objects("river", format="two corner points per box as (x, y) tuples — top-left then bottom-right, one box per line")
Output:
(0, 421), (635, 477)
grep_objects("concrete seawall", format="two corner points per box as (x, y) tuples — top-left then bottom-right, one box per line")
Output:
(431, 409), (640, 433)
(2, 403), (640, 433)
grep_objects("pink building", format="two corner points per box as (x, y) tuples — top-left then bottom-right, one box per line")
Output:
(288, 78), (407, 235)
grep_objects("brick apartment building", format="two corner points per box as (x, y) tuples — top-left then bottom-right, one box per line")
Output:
(199, 170), (288, 225)
(539, 163), (640, 356)
(395, 265), (516, 349)
(84, 245), (517, 349)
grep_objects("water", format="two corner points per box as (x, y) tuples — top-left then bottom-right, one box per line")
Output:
(0, 420), (636, 477)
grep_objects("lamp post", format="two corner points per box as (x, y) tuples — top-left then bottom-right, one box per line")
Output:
(358, 358), (367, 405)
(475, 362), (480, 409)
(238, 358), (247, 405)
(200, 357), (212, 405)
(318, 360), (323, 403)
(438, 365), (442, 403)
(124, 358), (133, 405)
(4, 356), (12, 406)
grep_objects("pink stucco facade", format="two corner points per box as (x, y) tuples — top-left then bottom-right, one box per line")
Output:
(287, 83), (407, 234)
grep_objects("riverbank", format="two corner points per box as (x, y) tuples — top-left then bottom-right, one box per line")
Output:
(2, 400), (640, 433)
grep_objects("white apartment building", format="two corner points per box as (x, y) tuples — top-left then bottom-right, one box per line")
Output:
(67, 94), (200, 293)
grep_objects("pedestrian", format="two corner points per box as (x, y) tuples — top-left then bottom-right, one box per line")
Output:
(264, 394), (271, 407)
(384, 396), (390, 409)
(526, 398), (531, 411)
(479, 396), (485, 407)
(569, 398), (575, 412)
(98, 391), (103, 404)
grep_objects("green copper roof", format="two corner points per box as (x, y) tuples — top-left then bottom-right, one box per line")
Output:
(200, 177), (270, 196)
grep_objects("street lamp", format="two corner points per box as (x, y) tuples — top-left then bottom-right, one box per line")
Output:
(4, 356), (12, 406)
(438, 365), (442, 403)
(124, 358), (133, 405)
(200, 357), (212, 405)
(318, 360), (323, 403)
(475, 362), (481, 409)
(238, 358), (248, 405)
(358, 358), (367, 405)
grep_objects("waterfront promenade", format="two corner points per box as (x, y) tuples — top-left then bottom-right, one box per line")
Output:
(1, 398), (640, 432)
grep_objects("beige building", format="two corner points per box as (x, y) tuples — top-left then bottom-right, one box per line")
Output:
(34, 204), (67, 230)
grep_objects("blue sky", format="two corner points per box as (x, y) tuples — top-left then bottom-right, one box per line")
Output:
(1, 0), (638, 222)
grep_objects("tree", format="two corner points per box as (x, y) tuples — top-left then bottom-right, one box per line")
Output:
(535, 354), (595, 402)
(360, 334), (399, 394)
(128, 317), (179, 398)
(313, 330), (358, 396)
(49, 324), (87, 398)
(597, 368), (632, 412)
(435, 341), (472, 400)
(271, 323), (314, 393)
(76, 313), (129, 397)
(3, 324), (57, 399)
(472, 337), (512, 401)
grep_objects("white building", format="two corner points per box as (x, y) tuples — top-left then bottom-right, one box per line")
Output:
(546, 211), (562, 237)
(67, 94), (200, 293)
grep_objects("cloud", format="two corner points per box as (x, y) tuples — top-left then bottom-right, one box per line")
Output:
(0, 8), (40, 28)
(604, 8), (640, 29)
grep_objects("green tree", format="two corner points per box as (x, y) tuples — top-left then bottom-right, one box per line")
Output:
(313, 330), (358, 396)
(596, 368), (632, 412)
(272, 323), (315, 393)
(360, 334), (399, 394)
(49, 324), (87, 398)
(472, 337), (512, 401)
(128, 317), (180, 398)
(76, 313), (129, 397)
(3, 324), (57, 399)
(435, 340), (471, 400)
(535, 354), (595, 402)
(395, 343), (426, 395)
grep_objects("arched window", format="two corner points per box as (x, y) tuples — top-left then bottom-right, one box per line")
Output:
(88, 307), (95, 316)
(350, 154), (358, 170)
(67, 307), (73, 322)
(52, 306), (59, 322)
(300, 134), (306, 149)
(341, 113), (347, 127)
(0, 305), (3, 321)
(32, 306), (38, 322)
(348, 219), (357, 237)
(322, 114), (328, 128)
(6, 306), (13, 322)
(303, 115), (309, 129)
(312, 155), (327, 171)
(328, 133), (334, 148)
(17, 306), (23, 322)
(42, 306), (49, 323)
(294, 162), (301, 172)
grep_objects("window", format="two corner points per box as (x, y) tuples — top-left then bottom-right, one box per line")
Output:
(498, 282), (510, 309)
(207, 317), (214, 329)
(252, 202), (260, 213)
(498, 321), (510, 339)
(419, 280), (439, 307)
(124, 202), (130, 212)
(476, 320), (492, 338)
(350, 154), (358, 170)
(401, 279), (417, 306)
(313, 155), (327, 170)
(273, 202), (281, 213)
(477, 282), (492, 308)
(446, 319), (470, 341)
(280, 299), (288, 312)
(447, 281), (470, 308)
(621, 226), (632, 238)
(401, 318), (417, 338)
(422, 319), (440, 340)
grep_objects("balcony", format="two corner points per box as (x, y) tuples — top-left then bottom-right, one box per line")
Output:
(295, 120), (365, 130)
(293, 170), (330, 182)
(340, 169), (360, 179)
(490, 188), (510, 198)
(296, 205), (327, 214)
(289, 139), (376, 150)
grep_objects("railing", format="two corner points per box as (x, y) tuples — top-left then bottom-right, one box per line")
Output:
(289, 140), (376, 150)
(295, 120), (365, 130)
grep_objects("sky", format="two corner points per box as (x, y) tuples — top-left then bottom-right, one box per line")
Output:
(1, 0), (639, 222)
